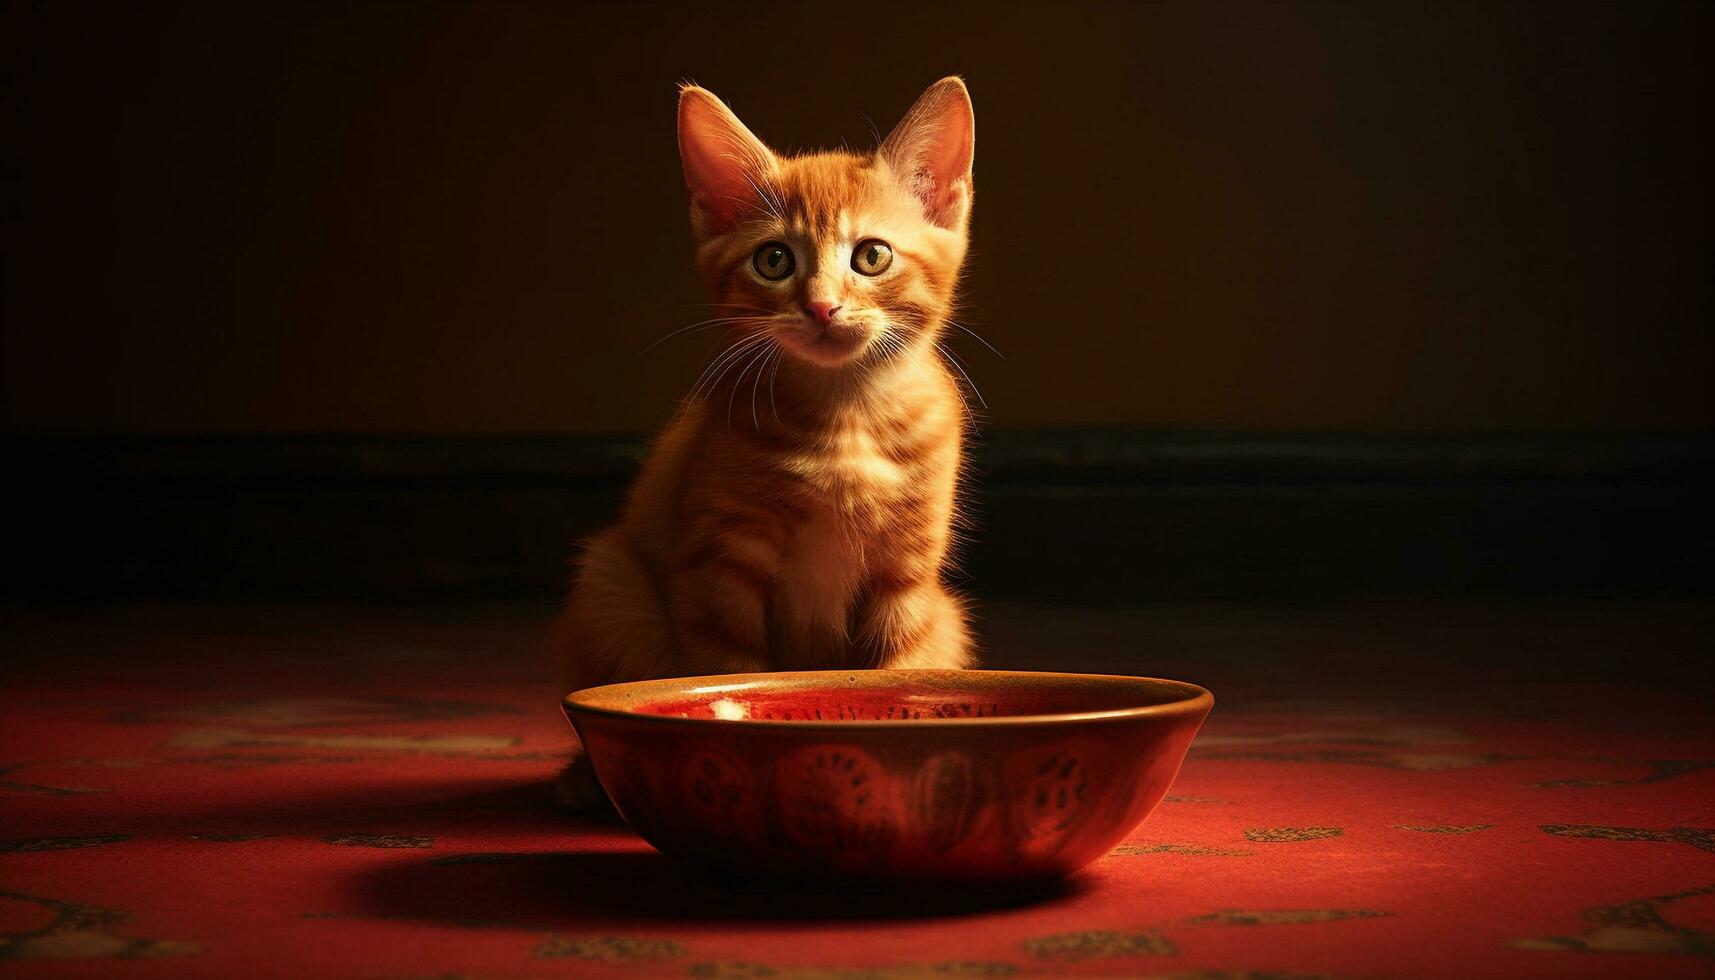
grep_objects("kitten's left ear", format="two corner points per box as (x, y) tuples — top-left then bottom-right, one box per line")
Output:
(881, 77), (975, 231)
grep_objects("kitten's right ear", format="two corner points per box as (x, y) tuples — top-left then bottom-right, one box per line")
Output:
(678, 86), (778, 235)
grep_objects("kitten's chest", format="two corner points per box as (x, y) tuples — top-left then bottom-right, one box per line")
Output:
(767, 423), (957, 641)
(788, 426), (911, 513)
(772, 502), (864, 639)
(773, 431), (916, 611)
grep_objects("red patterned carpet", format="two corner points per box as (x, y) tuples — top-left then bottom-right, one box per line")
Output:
(2, 601), (1711, 978)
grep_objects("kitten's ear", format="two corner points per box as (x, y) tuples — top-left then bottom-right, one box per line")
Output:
(881, 77), (975, 230)
(678, 86), (778, 235)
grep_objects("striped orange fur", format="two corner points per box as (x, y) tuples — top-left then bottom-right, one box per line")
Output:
(551, 78), (977, 808)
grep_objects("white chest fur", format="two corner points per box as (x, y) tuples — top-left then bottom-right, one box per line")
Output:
(773, 423), (915, 640)
(787, 425), (908, 508)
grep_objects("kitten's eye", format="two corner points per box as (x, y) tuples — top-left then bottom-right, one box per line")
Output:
(851, 239), (894, 276)
(752, 242), (795, 281)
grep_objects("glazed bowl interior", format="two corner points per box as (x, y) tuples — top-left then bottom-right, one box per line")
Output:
(566, 670), (1209, 725)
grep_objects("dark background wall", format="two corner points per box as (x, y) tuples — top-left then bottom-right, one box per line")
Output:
(5, 2), (1711, 603)
(7, 0), (1710, 436)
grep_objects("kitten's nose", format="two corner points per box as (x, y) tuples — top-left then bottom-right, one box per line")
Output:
(805, 301), (842, 325)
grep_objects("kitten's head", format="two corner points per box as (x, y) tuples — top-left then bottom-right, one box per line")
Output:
(678, 78), (974, 370)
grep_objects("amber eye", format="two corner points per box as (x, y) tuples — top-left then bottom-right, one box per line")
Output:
(752, 242), (795, 281)
(851, 239), (893, 276)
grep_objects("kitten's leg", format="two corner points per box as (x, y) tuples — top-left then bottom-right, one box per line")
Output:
(552, 529), (675, 695)
(669, 521), (783, 676)
(551, 530), (672, 813)
(855, 579), (975, 669)
(856, 450), (969, 668)
(671, 572), (773, 676)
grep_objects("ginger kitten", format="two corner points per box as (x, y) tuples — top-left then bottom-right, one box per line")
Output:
(552, 77), (977, 809)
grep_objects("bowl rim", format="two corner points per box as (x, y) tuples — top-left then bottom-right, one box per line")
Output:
(563, 668), (1213, 730)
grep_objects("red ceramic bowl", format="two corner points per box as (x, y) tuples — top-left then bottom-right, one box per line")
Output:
(562, 669), (1212, 882)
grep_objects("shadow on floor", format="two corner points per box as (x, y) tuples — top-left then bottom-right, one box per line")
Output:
(349, 848), (1089, 926)
(43, 767), (1085, 924)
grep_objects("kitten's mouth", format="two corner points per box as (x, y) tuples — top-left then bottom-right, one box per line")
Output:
(782, 321), (872, 367)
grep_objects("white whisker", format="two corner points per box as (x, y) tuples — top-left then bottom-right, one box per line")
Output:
(767, 347), (783, 424)
(683, 334), (769, 411)
(948, 320), (1004, 359)
(696, 335), (771, 409)
(727, 345), (771, 428)
(748, 342), (775, 432)
(935, 340), (988, 414)
(640, 316), (764, 356)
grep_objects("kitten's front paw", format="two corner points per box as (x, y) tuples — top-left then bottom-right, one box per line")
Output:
(552, 755), (610, 813)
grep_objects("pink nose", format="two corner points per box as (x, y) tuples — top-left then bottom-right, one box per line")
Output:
(805, 301), (842, 325)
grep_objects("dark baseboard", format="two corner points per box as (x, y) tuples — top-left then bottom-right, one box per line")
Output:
(5, 430), (1711, 602)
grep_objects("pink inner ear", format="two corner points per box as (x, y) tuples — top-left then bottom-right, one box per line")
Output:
(882, 80), (975, 229)
(679, 89), (776, 231)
